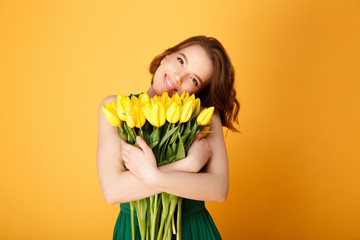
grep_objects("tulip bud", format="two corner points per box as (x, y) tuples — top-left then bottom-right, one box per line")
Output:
(184, 94), (195, 104)
(180, 92), (190, 102)
(139, 93), (150, 106)
(126, 110), (136, 128)
(117, 94), (128, 121)
(171, 93), (181, 105)
(161, 92), (172, 111)
(124, 96), (133, 112)
(201, 126), (211, 137)
(131, 95), (141, 107)
(197, 107), (214, 125)
(151, 102), (166, 127)
(109, 100), (117, 112)
(141, 103), (152, 122)
(102, 102), (122, 126)
(180, 99), (195, 122)
(166, 102), (180, 123)
(134, 104), (146, 128)
(194, 98), (201, 117)
(151, 95), (160, 105)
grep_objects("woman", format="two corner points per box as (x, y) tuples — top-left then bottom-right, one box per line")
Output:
(97, 36), (240, 239)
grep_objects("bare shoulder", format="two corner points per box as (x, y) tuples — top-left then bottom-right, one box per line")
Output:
(205, 109), (225, 146)
(209, 109), (222, 131)
(97, 94), (120, 142)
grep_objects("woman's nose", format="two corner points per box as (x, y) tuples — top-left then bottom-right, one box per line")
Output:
(174, 72), (183, 84)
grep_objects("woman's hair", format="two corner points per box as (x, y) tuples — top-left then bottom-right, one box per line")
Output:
(149, 35), (240, 132)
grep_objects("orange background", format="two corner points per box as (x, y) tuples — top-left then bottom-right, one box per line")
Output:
(1, 1), (359, 239)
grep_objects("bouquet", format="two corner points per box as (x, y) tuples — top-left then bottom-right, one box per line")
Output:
(102, 92), (214, 240)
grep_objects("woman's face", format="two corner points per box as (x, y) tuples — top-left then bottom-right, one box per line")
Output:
(152, 44), (213, 96)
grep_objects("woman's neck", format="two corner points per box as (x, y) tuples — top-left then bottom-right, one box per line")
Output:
(146, 85), (157, 98)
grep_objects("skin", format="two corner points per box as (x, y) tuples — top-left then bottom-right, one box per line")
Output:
(97, 44), (229, 204)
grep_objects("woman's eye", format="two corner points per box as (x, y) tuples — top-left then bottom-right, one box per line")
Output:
(177, 57), (184, 65)
(191, 77), (198, 86)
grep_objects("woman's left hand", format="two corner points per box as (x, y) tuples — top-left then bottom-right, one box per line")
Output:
(120, 136), (159, 185)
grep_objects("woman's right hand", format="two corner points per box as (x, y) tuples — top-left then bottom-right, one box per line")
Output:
(185, 133), (212, 173)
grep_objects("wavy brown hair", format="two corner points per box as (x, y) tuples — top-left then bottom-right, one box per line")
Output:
(149, 36), (240, 132)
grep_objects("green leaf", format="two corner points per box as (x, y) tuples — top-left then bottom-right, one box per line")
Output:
(171, 142), (176, 153)
(182, 120), (191, 135)
(165, 155), (176, 163)
(159, 126), (179, 148)
(181, 130), (191, 144)
(176, 131), (185, 160)
(179, 123), (184, 135)
(184, 122), (199, 151)
(166, 145), (174, 159)
(148, 141), (158, 149)
(150, 127), (160, 143)
(123, 122), (136, 143)
(118, 126), (128, 140)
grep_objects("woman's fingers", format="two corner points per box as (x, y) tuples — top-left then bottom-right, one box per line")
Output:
(193, 132), (205, 141)
(136, 136), (151, 153)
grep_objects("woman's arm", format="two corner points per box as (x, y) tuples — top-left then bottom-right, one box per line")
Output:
(96, 95), (210, 204)
(122, 109), (229, 202)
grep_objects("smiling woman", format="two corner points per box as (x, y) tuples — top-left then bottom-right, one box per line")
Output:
(150, 44), (213, 95)
(97, 35), (240, 240)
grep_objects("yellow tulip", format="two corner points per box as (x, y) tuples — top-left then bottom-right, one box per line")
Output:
(201, 126), (211, 136)
(126, 104), (145, 128)
(117, 95), (132, 121)
(161, 91), (169, 102)
(197, 107), (214, 125)
(160, 92), (172, 111)
(117, 93), (126, 103)
(131, 95), (141, 107)
(126, 110), (136, 128)
(194, 98), (201, 117)
(141, 102), (166, 127)
(151, 102), (166, 127)
(117, 94), (126, 121)
(166, 102), (180, 123)
(109, 100), (117, 112)
(139, 93), (150, 106)
(180, 98), (195, 122)
(102, 102), (122, 126)
(184, 94), (195, 103)
(171, 93), (181, 105)
(151, 95), (160, 105)
(134, 104), (146, 128)
(141, 103), (153, 122)
(125, 96), (133, 112)
(180, 92), (190, 102)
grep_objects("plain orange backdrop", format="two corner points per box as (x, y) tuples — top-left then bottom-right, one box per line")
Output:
(1, 1), (359, 239)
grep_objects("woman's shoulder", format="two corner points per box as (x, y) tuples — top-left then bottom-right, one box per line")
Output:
(99, 94), (117, 107)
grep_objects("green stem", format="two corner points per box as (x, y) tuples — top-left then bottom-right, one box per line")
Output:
(163, 195), (178, 240)
(150, 195), (158, 240)
(130, 201), (135, 240)
(176, 198), (182, 240)
(139, 127), (144, 138)
(172, 214), (176, 235)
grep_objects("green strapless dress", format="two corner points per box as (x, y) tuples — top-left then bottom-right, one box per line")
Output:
(113, 198), (222, 240)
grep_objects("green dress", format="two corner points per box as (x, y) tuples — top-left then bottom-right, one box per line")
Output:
(113, 198), (222, 240)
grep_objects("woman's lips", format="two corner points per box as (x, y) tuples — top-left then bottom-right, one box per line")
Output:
(163, 74), (177, 91)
